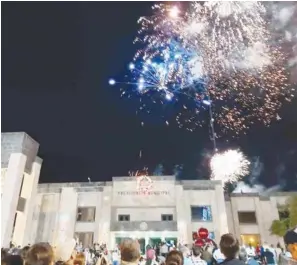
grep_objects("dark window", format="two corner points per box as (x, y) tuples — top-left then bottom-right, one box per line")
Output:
(17, 197), (26, 212)
(118, 215), (130, 221)
(161, 214), (173, 221)
(74, 232), (94, 247)
(238, 211), (257, 224)
(76, 207), (96, 222)
(191, 206), (212, 221)
(278, 210), (289, 221)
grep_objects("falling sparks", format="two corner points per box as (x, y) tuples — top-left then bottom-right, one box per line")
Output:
(210, 149), (250, 184)
(110, 2), (295, 136)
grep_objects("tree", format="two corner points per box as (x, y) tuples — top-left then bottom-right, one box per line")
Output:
(270, 195), (297, 237)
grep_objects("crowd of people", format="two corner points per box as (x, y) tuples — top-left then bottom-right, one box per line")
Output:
(1, 234), (294, 265)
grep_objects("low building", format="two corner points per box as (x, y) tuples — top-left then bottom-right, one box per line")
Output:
(1, 132), (294, 250)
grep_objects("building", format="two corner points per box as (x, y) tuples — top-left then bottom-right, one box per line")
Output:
(1, 132), (42, 248)
(1, 133), (295, 250)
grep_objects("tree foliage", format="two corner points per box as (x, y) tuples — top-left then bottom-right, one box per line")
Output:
(270, 195), (297, 237)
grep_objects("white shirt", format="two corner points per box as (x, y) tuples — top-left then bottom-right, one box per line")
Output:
(213, 249), (225, 263)
(190, 256), (207, 265)
(246, 247), (256, 257)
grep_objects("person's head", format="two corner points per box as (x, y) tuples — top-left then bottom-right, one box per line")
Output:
(100, 257), (107, 265)
(165, 250), (183, 265)
(3, 255), (23, 265)
(192, 246), (203, 258)
(73, 253), (85, 265)
(120, 239), (140, 263)
(26, 243), (54, 265)
(21, 246), (30, 261)
(219, 233), (239, 260)
(276, 243), (281, 249)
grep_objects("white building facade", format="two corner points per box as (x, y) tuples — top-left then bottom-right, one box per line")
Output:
(1, 133), (295, 250)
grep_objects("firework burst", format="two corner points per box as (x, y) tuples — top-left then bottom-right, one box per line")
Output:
(111, 2), (295, 135)
(210, 149), (250, 184)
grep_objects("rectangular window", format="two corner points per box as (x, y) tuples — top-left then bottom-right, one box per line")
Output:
(191, 206), (212, 221)
(118, 215), (130, 221)
(161, 214), (173, 221)
(76, 207), (96, 222)
(238, 211), (257, 224)
(75, 232), (94, 247)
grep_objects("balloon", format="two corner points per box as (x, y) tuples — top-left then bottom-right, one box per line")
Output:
(195, 238), (204, 247)
(198, 227), (209, 240)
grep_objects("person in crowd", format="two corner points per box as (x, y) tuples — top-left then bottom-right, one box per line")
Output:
(165, 250), (184, 265)
(160, 242), (169, 259)
(189, 246), (207, 265)
(246, 244), (255, 257)
(238, 246), (247, 263)
(275, 243), (282, 263)
(2, 248), (9, 263)
(26, 243), (54, 265)
(139, 257), (146, 265)
(21, 246), (30, 265)
(146, 245), (155, 265)
(180, 246), (191, 265)
(213, 247), (225, 264)
(246, 255), (259, 265)
(269, 245), (278, 264)
(120, 239), (141, 265)
(255, 244), (261, 258)
(201, 246), (212, 265)
(112, 250), (120, 265)
(219, 233), (245, 265)
(263, 248), (276, 265)
(73, 253), (86, 265)
(2, 255), (23, 265)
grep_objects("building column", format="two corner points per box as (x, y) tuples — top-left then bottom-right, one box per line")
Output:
(215, 183), (229, 237)
(12, 157), (43, 246)
(1, 153), (27, 247)
(54, 188), (78, 245)
(175, 185), (190, 245)
(98, 186), (112, 247)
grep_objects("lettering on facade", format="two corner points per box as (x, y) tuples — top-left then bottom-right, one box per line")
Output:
(117, 191), (169, 196)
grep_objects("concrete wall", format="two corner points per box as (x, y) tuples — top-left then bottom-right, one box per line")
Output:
(27, 176), (295, 248)
(228, 193), (292, 245)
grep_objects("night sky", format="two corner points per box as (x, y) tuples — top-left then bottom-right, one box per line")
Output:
(2, 2), (297, 189)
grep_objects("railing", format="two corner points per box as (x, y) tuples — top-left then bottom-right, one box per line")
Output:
(110, 221), (178, 231)
(279, 254), (297, 265)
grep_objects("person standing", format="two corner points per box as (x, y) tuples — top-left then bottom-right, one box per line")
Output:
(218, 234), (246, 265)
(189, 246), (207, 265)
(264, 248), (276, 265)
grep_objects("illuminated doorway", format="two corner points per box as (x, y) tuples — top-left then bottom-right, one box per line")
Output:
(240, 234), (261, 247)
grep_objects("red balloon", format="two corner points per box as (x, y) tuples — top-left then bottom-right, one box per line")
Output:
(195, 238), (204, 247)
(198, 228), (209, 240)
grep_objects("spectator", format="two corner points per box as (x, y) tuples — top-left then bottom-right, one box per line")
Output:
(219, 234), (245, 265)
(21, 246), (30, 265)
(120, 239), (141, 265)
(26, 243), (54, 265)
(264, 248), (276, 265)
(165, 250), (184, 265)
(3, 255), (23, 265)
(73, 253), (85, 265)
(201, 246), (212, 265)
(190, 246), (207, 265)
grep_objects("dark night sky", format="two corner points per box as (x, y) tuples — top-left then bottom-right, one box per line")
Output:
(2, 2), (297, 189)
